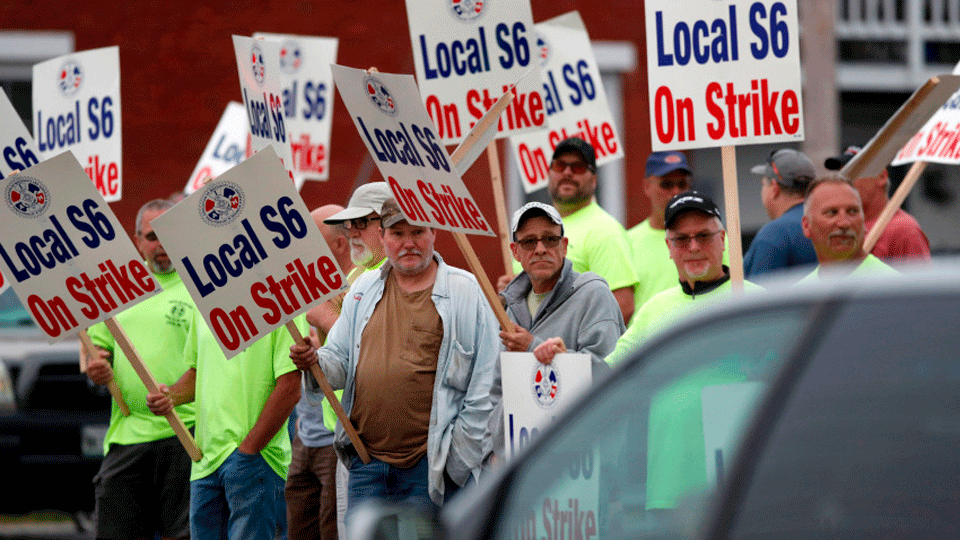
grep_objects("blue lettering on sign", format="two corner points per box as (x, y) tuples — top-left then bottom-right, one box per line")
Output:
(357, 117), (455, 172)
(3, 137), (39, 172)
(182, 217), (268, 298)
(36, 100), (82, 152)
(243, 88), (277, 140)
(750, 1), (790, 59)
(495, 22), (530, 69)
(562, 60), (596, 106)
(419, 28), (491, 80)
(211, 135), (244, 166)
(86, 96), (115, 141)
(655, 6), (740, 66)
(302, 81), (327, 120)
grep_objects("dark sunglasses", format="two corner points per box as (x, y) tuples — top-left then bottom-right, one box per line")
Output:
(516, 235), (563, 251)
(550, 160), (591, 174)
(343, 216), (381, 230)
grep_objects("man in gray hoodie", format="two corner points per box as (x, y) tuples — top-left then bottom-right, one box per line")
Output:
(485, 202), (625, 464)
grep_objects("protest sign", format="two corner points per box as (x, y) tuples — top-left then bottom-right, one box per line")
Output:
(406, 0), (546, 144)
(701, 381), (765, 487)
(33, 47), (123, 201)
(509, 11), (624, 193)
(500, 352), (592, 459)
(1, 88), (40, 180)
(0, 270), (7, 295)
(332, 64), (495, 237)
(184, 102), (250, 195)
(0, 152), (159, 342)
(644, 0), (804, 151)
(231, 35), (302, 190)
(501, 352), (596, 537)
(254, 33), (338, 181)
(892, 62), (960, 167)
(152, 146), (346, 359)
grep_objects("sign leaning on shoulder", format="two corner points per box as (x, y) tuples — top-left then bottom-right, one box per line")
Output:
(645, 0), (805, 151)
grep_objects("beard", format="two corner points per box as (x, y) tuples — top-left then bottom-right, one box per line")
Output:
(393, 248), (432, 276)
(350, 240), (374, 267)
(148, 253), (174, 274)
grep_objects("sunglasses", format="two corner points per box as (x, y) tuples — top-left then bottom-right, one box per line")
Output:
(342, 216), (381, 230)
(516, 235), (563, 251)
(550, 160), (591, 174)
(667, 230), (722, 249)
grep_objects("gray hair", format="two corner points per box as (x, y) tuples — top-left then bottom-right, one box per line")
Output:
(135, 199), (174, 235)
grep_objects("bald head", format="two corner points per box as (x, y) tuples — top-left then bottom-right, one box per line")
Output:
(312, 205), (354, 273)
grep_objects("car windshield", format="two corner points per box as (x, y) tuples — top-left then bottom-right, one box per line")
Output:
(490, 304), (814, 540)
(0, 288), (34, 328)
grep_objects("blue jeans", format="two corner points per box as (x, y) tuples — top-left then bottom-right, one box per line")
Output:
(190, 449), (287, 540)
(346, 455), (466, 515)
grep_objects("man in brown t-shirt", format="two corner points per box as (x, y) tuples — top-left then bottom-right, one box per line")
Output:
(290, 199), (499, 509)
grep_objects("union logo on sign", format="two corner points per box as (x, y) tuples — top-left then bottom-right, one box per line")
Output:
(279, 40), (303, 75)
(57, 59), (83, 97)
(531, 363), (560, 408)
(363, 75), (398, 117)
(450, 0), (485, 21)
(5, 177), (51, 219)
(250, 45), (267, 86)
(198, 181), (245, 226)
(536, 32), (550, 66)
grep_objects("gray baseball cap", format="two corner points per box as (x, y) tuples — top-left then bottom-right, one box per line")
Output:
(324, 182), (393, 224)
(750, 149), (816, 189)
(510, 202), (564, 240)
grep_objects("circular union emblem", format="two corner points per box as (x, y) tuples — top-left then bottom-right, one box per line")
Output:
(363, 75), (398, 116)
(198, 181), (245, 226)
(5, 176), (51, 219)
(250, 45), (266, 86)
(58, 59), (83, 97)
(450, 0), (485, 21)
(536, 32), (550, 66)
(279, 40), (303, 74)
(531, 363), (560, 408)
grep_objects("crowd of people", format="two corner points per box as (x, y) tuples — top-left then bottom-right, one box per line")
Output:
(84, 136), (928, 540)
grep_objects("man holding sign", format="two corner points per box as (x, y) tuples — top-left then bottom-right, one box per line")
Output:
(545, 137), (638, 324)
(289, 199), (498, 508)
(86, 199), (196, 540)
(487, 201), (623, 463)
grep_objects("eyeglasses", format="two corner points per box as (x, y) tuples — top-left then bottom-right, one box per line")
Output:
(659, 177), (691, 191)
(667, 230), (722, 248)
(550, 160), (591, 174)
(342, 216), (381, 230)
(516, 235), (563, 251)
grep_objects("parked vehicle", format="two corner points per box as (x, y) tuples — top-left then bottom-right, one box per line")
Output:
(351, 264), (960, 539)
(0, 288), (109, 528)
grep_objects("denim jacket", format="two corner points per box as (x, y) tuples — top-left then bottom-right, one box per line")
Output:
(306, 253), (498, 505)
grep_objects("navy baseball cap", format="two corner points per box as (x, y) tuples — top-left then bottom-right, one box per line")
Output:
(646, 151), (691, 177)
(664, 190), (722, 230)
(552, 137), (596, 170)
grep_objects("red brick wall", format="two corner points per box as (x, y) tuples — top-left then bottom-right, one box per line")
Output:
(1, 0), (651, 285)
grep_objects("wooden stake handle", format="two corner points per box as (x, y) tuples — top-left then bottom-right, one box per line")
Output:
(451, 232), (515, 332)
(104, 318), (202, 462)
(863, 160), (928, 254)
(285, 321), (371, 464)
(486, 142), (514, 274)
(78, 330), (130, 417)
(721, 146), (745, 292)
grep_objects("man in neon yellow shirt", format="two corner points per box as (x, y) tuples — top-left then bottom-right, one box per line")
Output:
(148, 312), (306, 539)
(86, 199), (196, 540)
(545, 137), (638, 324)
(609, 191), (760, 364)
(628, 151), (694, 314)
(799, 175), (898, 281)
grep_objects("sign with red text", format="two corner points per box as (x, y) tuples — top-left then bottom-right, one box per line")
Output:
(1, 88), (41, 180)
(500, 352), (597, 538)
(0, 152), (160, 342)
(254, 33), (337, 181)
(332, 65), (495, 236)
(406, 0), (546, 144)
(0, 271), (7, 295)
(184, 103), (250, 195)
(151, 147), (345, 359)
(892, 63), (960, 165)
(645, 0), (804, 150)
(232, 35), (302, 190)
(509, 11), (624, 193)
(33, 47), (123, 201)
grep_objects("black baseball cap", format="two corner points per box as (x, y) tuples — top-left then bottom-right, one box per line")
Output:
(551, 137), (596, 170)
(664, 190), (722, 230)
(824, 145), (861, 170)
